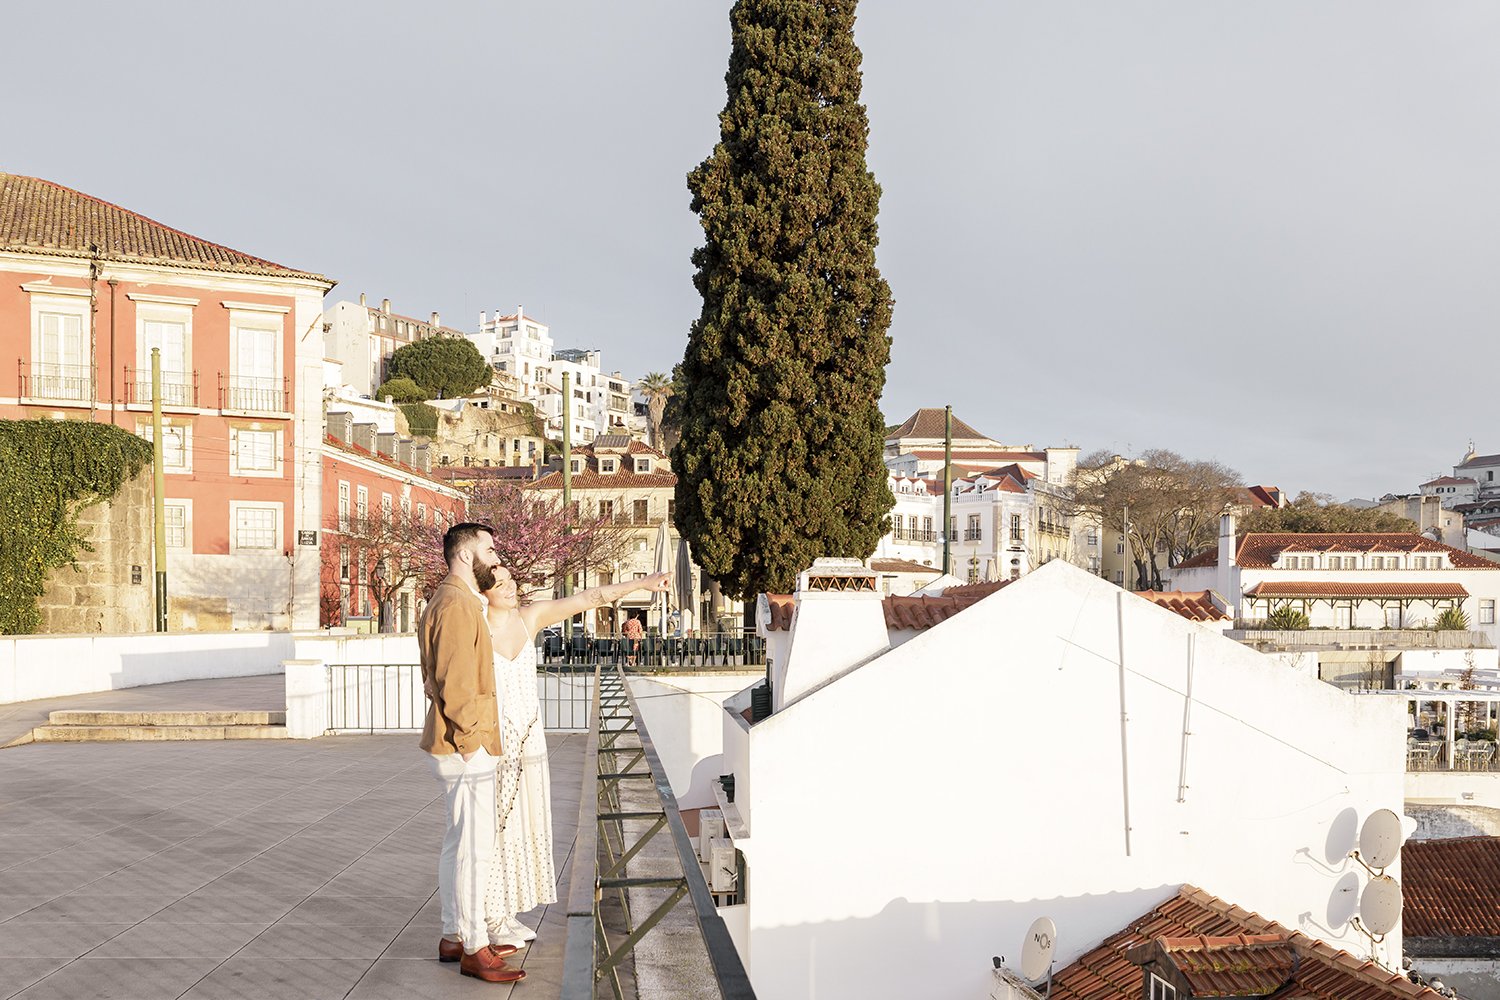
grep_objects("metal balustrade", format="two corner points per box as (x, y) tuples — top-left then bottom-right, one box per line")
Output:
(324, 660), (594, 734)
(124, 366), (198, 406)
(538, 631), (766, 670)
(220, 373), (289, 412)
(19, 361), (91, 402)
(562, 663), (755, 1000)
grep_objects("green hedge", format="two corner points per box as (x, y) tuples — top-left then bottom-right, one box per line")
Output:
(399, 402), (439, 438)
(0, 420), (152, 634)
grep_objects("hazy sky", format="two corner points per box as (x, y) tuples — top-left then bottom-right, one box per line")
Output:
(9, 2), (1498, 499)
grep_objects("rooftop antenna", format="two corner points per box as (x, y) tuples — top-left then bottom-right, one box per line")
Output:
(1348, 809), (1405, 945)
(992, 916), (1059, 998)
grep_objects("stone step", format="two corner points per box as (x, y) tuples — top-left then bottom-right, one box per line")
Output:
(46, 710), (286, 727)
(29, 724), (288, 743)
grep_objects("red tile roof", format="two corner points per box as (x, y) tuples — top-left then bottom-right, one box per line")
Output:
(0, 172), (329, 282)
(888, 408), (988, 441)
(761, 579), (1011, 632)
(1238, 485), (1286, 508)
(1244, 581), (1469, 599)
(1402, 836), (1500, 937)
(1131, 934), (1296, 996)
(1175, 533), (1498, 571)
(905, 449), (1047, 463)
(323, 434), (452, 490)
(869, 558), (941, 575)
(1050, 885), (1438, 1000)
(526, 443), (677, 490)
(1421, 476), (1477, 488)
(1135, 590), (1230, 622)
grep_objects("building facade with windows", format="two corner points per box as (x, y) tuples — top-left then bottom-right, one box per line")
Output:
(319, 428), (465, 632)
(0, 172), (333, 630)
(322, 295), (467, 397)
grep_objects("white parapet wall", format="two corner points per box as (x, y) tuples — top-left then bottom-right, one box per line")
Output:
(0, 631), (296, 704)
(625, 673), (764, 810)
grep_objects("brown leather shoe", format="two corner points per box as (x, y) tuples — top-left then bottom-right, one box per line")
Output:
(443, 939), (515, 963)
(461, 944), (526, 983)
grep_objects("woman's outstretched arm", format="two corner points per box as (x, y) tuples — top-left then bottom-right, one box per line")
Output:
(522, 573), (672, 633)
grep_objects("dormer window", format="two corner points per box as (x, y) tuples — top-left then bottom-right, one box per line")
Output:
(635, 457), (653, 474)
(570, 459), (584, 475)
(600, 458), (618, 474)
(1148, 975), (1176, 1000)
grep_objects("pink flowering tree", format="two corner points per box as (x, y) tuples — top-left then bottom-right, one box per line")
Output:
(457, 481), (631, 600)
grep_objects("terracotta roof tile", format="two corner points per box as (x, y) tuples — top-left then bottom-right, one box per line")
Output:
(1238, 485), (1286, 508)
(1134, 934), (1296, 996)
(1176, 533), (1498, 571)
(525, 442), (676, 490)
(762, 579), (1011, 632)
(1244, 581), (1469, 599)
(904, 449), (1047, 463)
(764, 594), (795, 632)
(1421, 476), (1477, 487)
(1402, 836), (1500, 937)
(1135, 590), (1230, 622)
(869, 558), (941, 575)
(888, 408), (988, 441)
(1051, 885), (1439, 1000)
(0, 172), (328, 282)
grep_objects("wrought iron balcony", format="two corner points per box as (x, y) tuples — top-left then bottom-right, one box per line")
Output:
(219, 373), (289, 413)
(19, 361), (91, 402)
(124, 366), (198, 406)
(964, 528), (982, 541)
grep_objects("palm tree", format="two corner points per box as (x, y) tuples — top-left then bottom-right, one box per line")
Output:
(638, 371), (672, 449)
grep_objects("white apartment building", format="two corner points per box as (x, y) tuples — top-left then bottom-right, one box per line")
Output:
(323, 295), (466, 397)
(471, 306), (554, 398)
(1456, 447), (1500, 499)
(1420, 475), (1479, 508)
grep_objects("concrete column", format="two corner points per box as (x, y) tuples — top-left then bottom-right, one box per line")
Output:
(283, 659), (329, 739)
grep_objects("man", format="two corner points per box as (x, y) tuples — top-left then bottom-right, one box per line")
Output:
(418, 522), (524, 985)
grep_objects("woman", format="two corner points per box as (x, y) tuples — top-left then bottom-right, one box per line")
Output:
(481, 565), (671, 949)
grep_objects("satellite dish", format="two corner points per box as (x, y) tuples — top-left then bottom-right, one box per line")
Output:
(1359, 809), (1404, 870)
(1020, 916), (1058, 983)
(1360, 875), (1402, 935)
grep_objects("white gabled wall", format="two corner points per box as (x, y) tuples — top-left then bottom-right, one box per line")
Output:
(738, 561), (1406, 1000)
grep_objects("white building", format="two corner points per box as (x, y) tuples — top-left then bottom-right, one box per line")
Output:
(699, 558), (1408, 999)
(471, 306), (554, 398)
(323, 295), (467, 397)
(1457, 448), (1500, 499)
(1169, 519), (1500, 646)
(1421, 475), (1479, 508)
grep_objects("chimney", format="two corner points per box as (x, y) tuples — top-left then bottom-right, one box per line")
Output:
(1217, 513), (1240, 613)
(516, 304), (524, 322)
(430, 311), (440, 328)
(395, 438), (414, 467)
(413, 443), (431, 473)
(352, 422), (377, 453)
(772, 558), (890, 713)
(479, 310), (488, 327)
(381, 298), (391, 315)
(359, 292), (367, 307)
(326, 411), (353, 443)
(376, 431), (397, 459)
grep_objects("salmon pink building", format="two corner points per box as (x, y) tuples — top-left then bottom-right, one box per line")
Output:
(0, 173), (334, 630)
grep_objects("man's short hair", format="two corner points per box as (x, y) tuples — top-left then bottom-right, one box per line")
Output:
(443, 522), (494, 565)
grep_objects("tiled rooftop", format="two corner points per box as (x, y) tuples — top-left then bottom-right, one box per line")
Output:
(1457, 453), (1500, 469)
(1129, 934), (1295, 996)
(1402, 836), (1500, 938)
(0, 173), (328, 283)
(1134, 590), (1230, 622)
(1244, 581), (1470, 599)
(887, 408), (988, 441)
(1050, 885), (1438, 1000)
(1176, 533), (1498, 570)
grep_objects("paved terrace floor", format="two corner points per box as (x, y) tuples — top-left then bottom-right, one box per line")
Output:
(0, 684), (583, 1000)
(0, 676), (289, 747)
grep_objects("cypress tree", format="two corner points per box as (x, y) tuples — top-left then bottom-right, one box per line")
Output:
(673, 0), (894, 602)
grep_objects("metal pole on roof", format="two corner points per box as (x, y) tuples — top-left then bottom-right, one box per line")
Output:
(943, 405), (953, 576)
(562, 371), (573, 641)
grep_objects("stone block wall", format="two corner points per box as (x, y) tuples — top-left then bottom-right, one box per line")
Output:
(37, 468), (154, 634)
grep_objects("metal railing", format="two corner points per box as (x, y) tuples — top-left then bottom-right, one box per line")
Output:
(124, 366), (198, 406)
(539, 632), (766, 669)
(325, 660), (594, 734)
(19, 361), (91, 402)
(1406, 737), (1500, 772)
(562, 662), (755, 1000)
(219, 373), (289, 412)
(964, 528), (982, 541)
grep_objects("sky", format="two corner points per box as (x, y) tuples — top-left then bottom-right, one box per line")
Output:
(7, 1), (1499, 500)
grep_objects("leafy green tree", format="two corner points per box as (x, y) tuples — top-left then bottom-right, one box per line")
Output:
(375, 377), (426, 404)
(673, 0), (894, 602)
(386, 337), (491, 399)
(1240, 492), (1418, 534)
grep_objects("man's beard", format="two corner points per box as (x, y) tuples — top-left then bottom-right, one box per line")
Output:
(474, 562), (497, 593)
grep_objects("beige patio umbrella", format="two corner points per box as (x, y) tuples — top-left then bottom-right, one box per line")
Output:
(652, 519), (673, 632)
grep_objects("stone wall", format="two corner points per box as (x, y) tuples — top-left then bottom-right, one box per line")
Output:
(37, 468), (154, 634)
(1407, 803), (1500, 840)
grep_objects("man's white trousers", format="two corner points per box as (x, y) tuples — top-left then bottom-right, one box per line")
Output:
(428, 748), (496, 953)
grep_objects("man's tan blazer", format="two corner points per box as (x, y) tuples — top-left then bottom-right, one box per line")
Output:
(418, 577), (501, 756)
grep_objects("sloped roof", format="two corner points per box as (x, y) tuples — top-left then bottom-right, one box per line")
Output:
(1422, 476), (1477, 488)
(1050, 884), (1438, 1000)
(903, 449), (1047, 463)
(869, 558), (940, 575)
(1458, 453), (1500, 469)
(887, 408), (987, 441)
(1238, 485), (1286, 508)
(1135, 590), (1230, 622)
(1402, 836), (1500, 938)
(1175, 533), (1498, 571)
(1129, 935), (1296, 997)
(1244, 581), (1469, 599)
(762, 579), (1010, 633)
(527, 443), (676, 490)
(0, 172), (329, 283)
